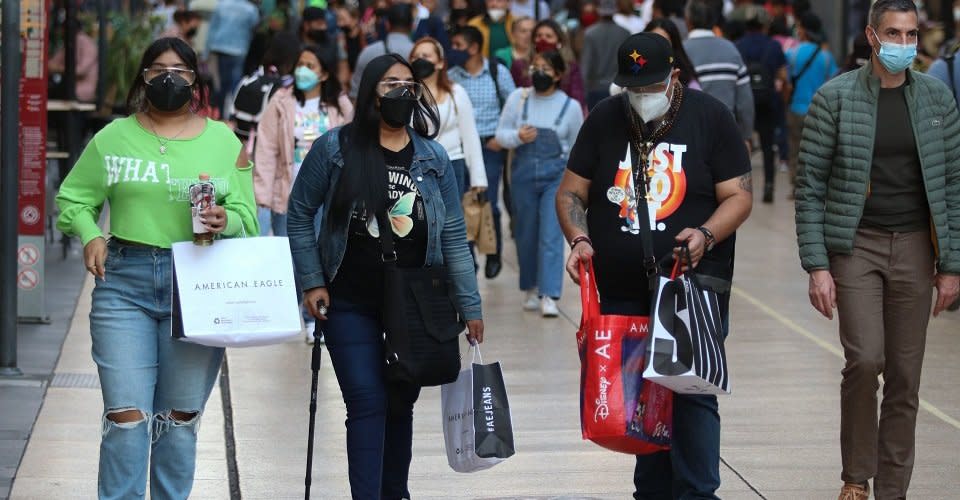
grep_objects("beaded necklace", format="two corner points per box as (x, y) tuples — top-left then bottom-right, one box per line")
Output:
(622, 84), (684, 203)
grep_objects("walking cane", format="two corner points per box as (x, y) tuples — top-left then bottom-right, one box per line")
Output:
(305, 303), (326, 500)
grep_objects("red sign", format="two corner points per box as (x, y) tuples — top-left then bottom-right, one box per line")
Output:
(18, 0), (49, 236)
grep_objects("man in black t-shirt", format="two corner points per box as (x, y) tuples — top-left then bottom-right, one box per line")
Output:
(556, 33), (753, 498)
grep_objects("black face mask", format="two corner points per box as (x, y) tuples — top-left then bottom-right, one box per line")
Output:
(146, 72), (193, 112)
(375, 7), (389, 17)
(380, 87), (417, 128)
(185, 27), (198, 39)
(339, 24), (352, 34)
(307, 29), (328, 43)
(531, 70), (555, 92)
(411, 58), (436, 80)
(450, 8), (468, 20)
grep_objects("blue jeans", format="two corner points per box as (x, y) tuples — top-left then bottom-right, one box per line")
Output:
(215, 52), (245, 115)
(323, 299), (422, 499)
(633, 394), (721, 500)
(481, 144), (507, 256)
(510, 131), (566, 299)
(257, 206), (288, 236)
(90, 240), (224, 500)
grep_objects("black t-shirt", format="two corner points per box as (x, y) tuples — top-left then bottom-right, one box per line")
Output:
(860, 84), (928, 232)
(567, 90), (750, 308)
(331, 142), (428, 305)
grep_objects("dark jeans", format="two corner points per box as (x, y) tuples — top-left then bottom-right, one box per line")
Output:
(215, 52), (245, 116)
(633, 394), (721, 500)
(324, 299), (421, 499)
(481, 143), (507, 256)
(755, 106), (776, 189)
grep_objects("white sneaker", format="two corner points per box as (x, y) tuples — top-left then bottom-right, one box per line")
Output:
(304, 320), (316, 345)
(541, 297), (559, 317)
(522, 291), (540, 311)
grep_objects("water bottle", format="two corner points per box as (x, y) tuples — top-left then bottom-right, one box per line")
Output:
(190, 173), (216, 246)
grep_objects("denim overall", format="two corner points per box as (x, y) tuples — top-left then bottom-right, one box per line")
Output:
(510, 95), (572, 299)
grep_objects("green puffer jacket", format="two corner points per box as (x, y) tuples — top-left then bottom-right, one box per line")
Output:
(795, 64), (960, 274)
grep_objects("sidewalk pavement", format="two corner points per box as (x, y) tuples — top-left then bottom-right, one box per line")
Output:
(7, 169), (960, 499)
(0, 242), (85, 500)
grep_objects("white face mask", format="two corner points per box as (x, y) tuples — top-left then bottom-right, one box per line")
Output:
(954, 7), (960, 22)
(627, 76), (672, 122)
(487, 8), (506, 21)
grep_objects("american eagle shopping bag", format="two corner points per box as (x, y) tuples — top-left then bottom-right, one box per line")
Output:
(578, 260), (672, 454)
(441, 346), (515, 472)
(171, 236), (301, 347)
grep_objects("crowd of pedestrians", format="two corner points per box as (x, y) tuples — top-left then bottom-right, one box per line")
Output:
(50, 0), (960, 498)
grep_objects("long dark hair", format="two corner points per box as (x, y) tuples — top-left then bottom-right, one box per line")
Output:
(328, 53), (440, 227)
(294, 45), (343, 114)
(644, 19), (698, 88)
(126, 37), (206, 113)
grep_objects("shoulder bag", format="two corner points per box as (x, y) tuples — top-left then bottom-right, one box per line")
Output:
(376, 211), (465, 387)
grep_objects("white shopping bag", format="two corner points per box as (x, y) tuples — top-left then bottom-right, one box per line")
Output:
(440, 346), (515, 473)
(643, 269), (731, 395)
(171, 237), (302, 347)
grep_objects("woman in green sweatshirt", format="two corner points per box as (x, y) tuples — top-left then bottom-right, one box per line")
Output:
(55, 37), (257, 499)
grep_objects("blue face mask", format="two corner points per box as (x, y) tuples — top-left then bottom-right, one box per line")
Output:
(447, 48), (469, 68)
(871, 28), (917, 74)
(295, 66), (320, 91)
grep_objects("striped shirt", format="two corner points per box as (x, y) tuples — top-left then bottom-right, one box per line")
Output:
(448, 59), (517, 138)
(683, 29), (755, 140)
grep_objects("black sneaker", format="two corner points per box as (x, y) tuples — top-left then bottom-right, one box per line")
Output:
(484, 255), (502, 279)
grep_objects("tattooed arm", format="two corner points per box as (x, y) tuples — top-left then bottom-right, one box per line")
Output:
(701, 172), (754, 244)
(556, 170), (594, 284)
(673, 171), (753, 269)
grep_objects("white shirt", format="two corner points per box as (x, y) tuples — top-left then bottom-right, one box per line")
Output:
(434, 84), (488, 188)
(293, 97), (328, 182)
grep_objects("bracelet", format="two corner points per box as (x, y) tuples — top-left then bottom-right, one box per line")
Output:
(570, 235), (593, 249)
(697, 226), (716, 251)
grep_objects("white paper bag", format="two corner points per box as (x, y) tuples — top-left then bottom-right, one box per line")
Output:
(171, 237), (302, 347)
(441, 347), (514, 473)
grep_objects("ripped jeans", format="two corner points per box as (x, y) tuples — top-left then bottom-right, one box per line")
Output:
(90, 240), (224, 500)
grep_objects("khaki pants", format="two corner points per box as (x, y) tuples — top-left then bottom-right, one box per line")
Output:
(787, 111), (805, 190)
(829, 227), (935, 499)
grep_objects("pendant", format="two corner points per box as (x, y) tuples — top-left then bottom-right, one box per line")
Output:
(159, 145), (167, 155)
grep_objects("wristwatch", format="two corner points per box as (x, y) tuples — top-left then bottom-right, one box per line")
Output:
(697, 226), (716, 252)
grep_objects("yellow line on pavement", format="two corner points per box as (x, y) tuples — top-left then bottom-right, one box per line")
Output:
(731, 286), (960, 431)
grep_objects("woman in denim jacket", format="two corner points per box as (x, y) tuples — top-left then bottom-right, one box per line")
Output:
(287, 53), (484, 499)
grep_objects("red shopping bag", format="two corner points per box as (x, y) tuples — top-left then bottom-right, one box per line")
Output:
(577, 259), (672, 454)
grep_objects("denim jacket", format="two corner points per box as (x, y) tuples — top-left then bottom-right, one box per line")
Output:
(287, 127), (482, 321)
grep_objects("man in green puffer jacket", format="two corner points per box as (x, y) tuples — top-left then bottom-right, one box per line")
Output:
(794, 2), (960, 499)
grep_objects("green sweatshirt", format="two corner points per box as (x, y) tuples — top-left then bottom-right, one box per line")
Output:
(56, 116), (259, 248)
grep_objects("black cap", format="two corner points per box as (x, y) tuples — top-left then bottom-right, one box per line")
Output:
(613, 33), (674, 88)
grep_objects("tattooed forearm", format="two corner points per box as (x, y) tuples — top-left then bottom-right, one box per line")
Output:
(738, 173), (753, 193)
(562, 191), (589, 235)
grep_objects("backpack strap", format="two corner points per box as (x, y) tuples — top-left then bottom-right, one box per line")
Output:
(791, 45), (822, 87)
(488, 58), (505, 109)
